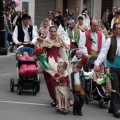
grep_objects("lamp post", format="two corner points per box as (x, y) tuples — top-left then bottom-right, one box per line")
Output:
(0, 0), (7, 55)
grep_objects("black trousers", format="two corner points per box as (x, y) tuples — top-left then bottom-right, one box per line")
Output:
(109, 68), (120, 115)
(73, 91), (85, 113)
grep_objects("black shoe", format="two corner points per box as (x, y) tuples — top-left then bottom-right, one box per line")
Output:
(113, 114), (120, 118)
(108, 109), (113, 114)
(55, 105), (59, 112)
(78, 110), (83, 116)
(73, 111), (78, 115)
(63, 109), (68, 115)
(51, 101), (56, 107)
(113, 110), (120, 118)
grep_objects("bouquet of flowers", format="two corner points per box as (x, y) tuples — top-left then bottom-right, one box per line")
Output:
(34, 47), (49, 69)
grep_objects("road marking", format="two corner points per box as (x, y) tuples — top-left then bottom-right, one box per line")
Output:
(0, 101), (51, 106)
(0, 73), (12, 77)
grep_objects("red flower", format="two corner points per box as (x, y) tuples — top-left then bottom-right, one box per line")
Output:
(81, 56), (88, 66)
(34, 47), (45, 55)
(70, 44), (75, 49)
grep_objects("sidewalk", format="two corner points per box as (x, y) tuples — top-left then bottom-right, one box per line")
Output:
(0, 52), (15, 58)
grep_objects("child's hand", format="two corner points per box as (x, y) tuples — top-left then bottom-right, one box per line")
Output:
(59, 74), (64, 79)
(56, 78), (59, 82)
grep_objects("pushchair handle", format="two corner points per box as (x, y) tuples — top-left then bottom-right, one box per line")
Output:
(17, 42), (34, 48)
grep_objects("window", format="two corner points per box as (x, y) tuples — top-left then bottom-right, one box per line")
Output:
(22, 2), (29, 14)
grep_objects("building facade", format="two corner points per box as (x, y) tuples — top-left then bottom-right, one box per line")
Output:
(15, 0), (120, 27)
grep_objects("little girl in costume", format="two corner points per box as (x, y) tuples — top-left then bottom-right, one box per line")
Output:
(54, 62), (70, 115)
(38, 19), (49, 47)
(93, 63), (106, 85)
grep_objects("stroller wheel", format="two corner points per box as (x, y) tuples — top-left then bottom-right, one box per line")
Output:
(37, 83), (40, 92)
(17, 85), (22, 95)
(33, 85), (37, 95)
(10, 79), (14, 92)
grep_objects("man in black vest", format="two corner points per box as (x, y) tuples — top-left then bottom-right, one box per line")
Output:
(12, 14), (37, 47)
(94, 23), (120, 118)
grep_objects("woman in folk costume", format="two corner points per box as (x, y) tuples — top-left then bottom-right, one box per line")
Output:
(76, 16), (88, 32)
(52, 18), (70, 45)
(42, 26), (70, 106)
(111, 11), (120, 29)
(78, 8), (90, 29)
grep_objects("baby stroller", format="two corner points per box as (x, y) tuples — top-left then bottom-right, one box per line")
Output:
(10, 46), (40, 95)
(84, 56), (110, 108)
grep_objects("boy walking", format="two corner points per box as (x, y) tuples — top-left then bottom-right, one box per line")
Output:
(71, 61), (94, 116)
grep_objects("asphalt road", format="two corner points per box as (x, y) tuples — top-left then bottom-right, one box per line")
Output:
(0, 53), (118, 120)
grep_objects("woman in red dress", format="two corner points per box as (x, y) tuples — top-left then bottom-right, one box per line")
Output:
(42, 26), (70, 106)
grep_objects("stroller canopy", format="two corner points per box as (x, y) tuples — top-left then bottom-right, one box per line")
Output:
(17, 46), (34, 56)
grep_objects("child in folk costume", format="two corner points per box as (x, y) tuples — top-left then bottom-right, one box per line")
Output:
(54, 62), (70, 114)
(71, 61), (94, 116)
(72, 49), (83, 61)
(38, 19), (49, 47)
(93, 63), (106, 85)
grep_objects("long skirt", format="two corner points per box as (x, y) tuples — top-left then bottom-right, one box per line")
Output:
(55, 86), (70, 109)
(43, 71), (56, 100)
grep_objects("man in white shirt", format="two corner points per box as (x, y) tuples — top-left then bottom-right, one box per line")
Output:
(12, 14), (38, 47)
(79, 19), (106, 57)
(94, 23), (120, 118)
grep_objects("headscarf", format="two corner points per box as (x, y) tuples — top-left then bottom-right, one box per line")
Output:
(68, 19), (75, 25)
